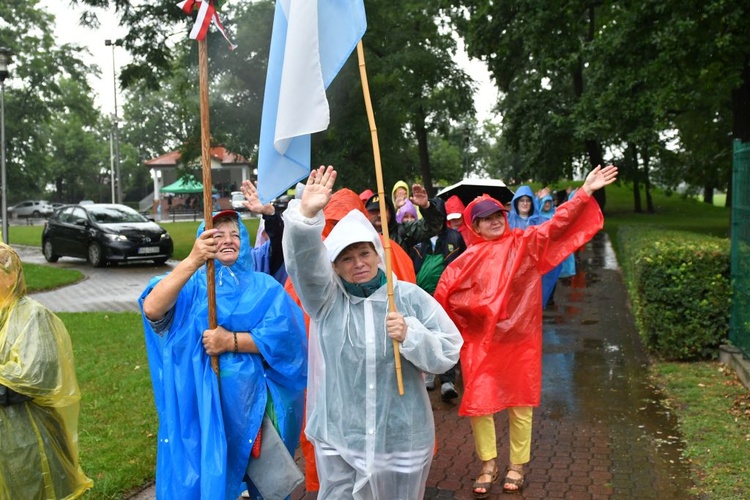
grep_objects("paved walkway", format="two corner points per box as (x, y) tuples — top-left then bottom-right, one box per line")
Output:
(17, 234), (696, 499)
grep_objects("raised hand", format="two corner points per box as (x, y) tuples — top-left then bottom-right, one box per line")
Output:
(582, 164), (619, 195)
(410, 184), (429, 209)
(300, 165), (337, 218)
(536, 186), (551, 200)
(240, 180), (275, 216)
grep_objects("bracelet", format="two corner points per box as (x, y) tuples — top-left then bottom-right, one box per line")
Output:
(233, 331), (238, 354)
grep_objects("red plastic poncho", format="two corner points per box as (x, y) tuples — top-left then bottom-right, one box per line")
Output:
(434, 190), (603, 416)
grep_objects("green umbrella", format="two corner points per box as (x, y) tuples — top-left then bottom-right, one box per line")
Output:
(160, 177), (218, 194)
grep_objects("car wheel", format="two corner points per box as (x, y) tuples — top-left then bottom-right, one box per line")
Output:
(153, 257), (168, 265)
(42, 240), (60, 263)
(88, 242), (106, 267)
(32, 210), (40, 217)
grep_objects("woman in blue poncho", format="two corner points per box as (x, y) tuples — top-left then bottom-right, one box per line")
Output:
(140, 210), (307, 500)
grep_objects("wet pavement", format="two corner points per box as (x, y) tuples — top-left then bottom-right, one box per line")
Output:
(16, 233), (697, 499)
(16, 245), (175, 312)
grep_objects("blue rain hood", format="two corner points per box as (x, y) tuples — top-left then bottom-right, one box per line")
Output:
(140, 217), (307, 500)
(508, 185), (544, 230)
(507, 187), (559, 305)
(538, 194), (556, 220)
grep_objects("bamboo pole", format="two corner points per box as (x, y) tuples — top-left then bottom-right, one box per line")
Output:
(198, 39), (220, 376)
(356, 41), (404, 396)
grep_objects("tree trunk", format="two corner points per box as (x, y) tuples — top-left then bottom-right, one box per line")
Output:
(414, 106), (435, 197)
(703, 185), (714, 205)
(642, 149), (655, 214)
(576, 4), (607, 210)
(627, 142), (643, 213)
(55, 177), (64, 201)
(585, 139), (607, 209)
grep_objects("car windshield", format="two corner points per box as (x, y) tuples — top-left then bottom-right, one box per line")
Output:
(88, 206), (149, 224)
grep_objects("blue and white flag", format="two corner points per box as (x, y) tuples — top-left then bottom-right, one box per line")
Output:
(257, 0), (367, 204)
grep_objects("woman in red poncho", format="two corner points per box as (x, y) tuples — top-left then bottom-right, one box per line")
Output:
(434, 165), (618, 497)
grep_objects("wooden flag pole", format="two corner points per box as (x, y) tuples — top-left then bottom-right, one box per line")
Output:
(356, 41), (404, 396)
(198, 39), (220, 376)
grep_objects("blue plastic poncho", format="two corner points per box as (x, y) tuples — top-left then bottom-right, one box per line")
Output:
(507, 186), (545, 230)
(508, 186), (560, 305)
(139, 219), (307, 500)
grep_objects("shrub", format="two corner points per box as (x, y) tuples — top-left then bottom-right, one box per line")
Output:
(617, 226), (731, 360)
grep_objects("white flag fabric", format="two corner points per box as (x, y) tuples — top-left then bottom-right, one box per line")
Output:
(257, 0), (367, 204)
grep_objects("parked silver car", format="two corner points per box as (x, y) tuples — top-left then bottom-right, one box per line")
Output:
(230, 191), (247, 212)
(8, 200), (54, 218)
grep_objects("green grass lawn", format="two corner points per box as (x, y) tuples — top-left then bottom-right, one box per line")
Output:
(23, 263), (84, 292)
(61, 312), (157, 499)
(654, 362), (750, 498)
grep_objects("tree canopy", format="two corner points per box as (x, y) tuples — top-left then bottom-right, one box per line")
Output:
(3, 0), (746, 208)
(0, 0), (105, 203)
(444, 0), (749, 208)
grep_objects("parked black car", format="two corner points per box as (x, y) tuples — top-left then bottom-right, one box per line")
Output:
(42, 204), (173, 267)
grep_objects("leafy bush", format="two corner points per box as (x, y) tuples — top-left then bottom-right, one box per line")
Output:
(618, 226), (731, 360)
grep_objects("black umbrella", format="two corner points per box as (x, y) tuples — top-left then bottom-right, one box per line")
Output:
(436, 179), (515, 206)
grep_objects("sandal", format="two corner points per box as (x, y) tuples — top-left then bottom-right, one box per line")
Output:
(472, 464), (500, 499)
(502, 464), (525, 494)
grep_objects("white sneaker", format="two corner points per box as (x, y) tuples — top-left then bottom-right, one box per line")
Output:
(441, 381), (458, 401)
(424, 373), (435, 391)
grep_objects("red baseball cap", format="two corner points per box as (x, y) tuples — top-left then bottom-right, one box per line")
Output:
(212, 210), (240, 223)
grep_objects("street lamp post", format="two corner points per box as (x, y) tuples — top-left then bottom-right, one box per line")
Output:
(109, 127), (115, 203)
(105, 39), (122, 204)
(0, 47), (13, 245)
(463, 126), (471, 175)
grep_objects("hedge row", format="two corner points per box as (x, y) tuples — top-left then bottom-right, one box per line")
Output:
(617, 226), (731, 360)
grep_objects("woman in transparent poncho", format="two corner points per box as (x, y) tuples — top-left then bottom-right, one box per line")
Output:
(0, 242), (93, 499)
(283, 166), (463, 499)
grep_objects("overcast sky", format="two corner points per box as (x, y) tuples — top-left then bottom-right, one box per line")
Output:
(39, 1), (497, 123)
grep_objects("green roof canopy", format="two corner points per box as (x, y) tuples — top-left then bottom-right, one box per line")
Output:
(160, 178), (218, 194)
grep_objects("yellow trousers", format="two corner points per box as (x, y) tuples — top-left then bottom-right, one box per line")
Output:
(470, 406), (532, 464)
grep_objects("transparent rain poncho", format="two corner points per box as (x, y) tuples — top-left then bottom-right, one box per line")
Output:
(0, 243), (93, 499)
(283, 205), (462, 499)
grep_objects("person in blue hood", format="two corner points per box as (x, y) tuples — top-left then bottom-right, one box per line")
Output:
(538, 193), (556, 220)
(537, 192), (563, 307)
(508, 186), (560, 307)
(139, 209), (307, 500)
(507, 185), (545, 230)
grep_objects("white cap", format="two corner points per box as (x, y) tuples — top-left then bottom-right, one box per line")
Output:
(324, 210), (384, 263)
(446, 212), (462, 220)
